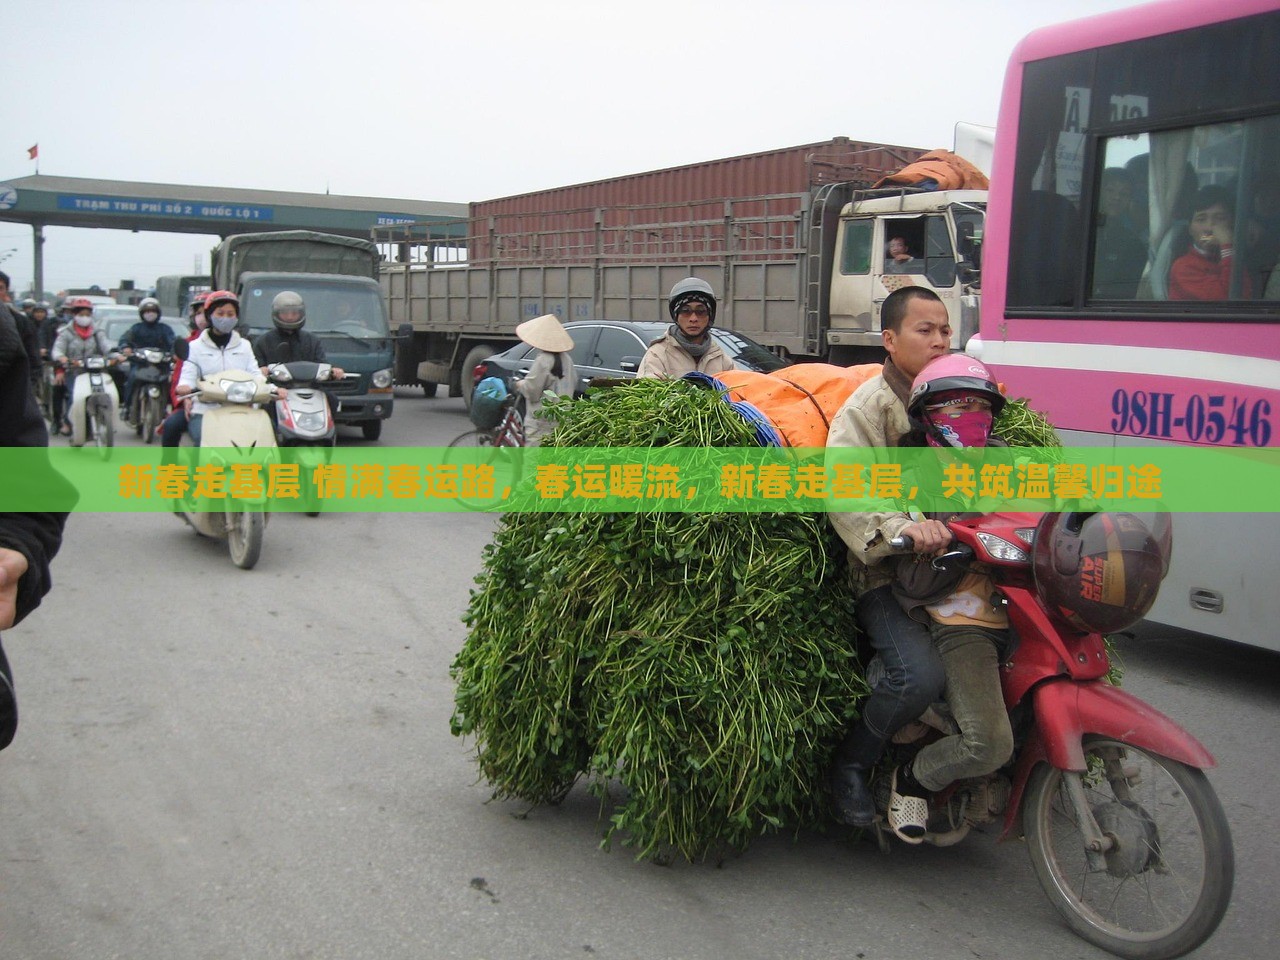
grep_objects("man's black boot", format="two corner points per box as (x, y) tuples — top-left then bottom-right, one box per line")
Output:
(828, 724), (884, 827)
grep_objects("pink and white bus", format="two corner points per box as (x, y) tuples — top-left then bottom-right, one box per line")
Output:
(971, 0), (1280, 649)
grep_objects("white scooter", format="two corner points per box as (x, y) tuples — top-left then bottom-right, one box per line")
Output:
(177, 369), (278, 569)
(266, 361), (337, 516)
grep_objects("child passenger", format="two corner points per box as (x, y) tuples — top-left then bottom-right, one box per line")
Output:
(884, 354), (1015, 843)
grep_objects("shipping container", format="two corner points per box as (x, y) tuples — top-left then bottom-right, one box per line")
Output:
(466, 137), (926, 261)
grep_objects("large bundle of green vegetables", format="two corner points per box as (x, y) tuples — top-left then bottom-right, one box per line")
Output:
(452, 380), (866, 862)
(450, 380), (1063, 862)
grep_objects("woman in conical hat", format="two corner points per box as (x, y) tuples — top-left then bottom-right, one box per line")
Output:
(512, 314), (577, 440)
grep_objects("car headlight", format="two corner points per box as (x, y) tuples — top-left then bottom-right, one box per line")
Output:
(371, 368), (393, 389)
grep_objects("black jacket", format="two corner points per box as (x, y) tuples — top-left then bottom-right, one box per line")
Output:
(118, 319), (176, 352)
(0, 310), (71, 627)
(252, 328), (328, 368)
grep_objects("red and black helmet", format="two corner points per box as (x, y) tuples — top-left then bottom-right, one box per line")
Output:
(64, 296), (95, 313)
(1032, 512), (1172, 634)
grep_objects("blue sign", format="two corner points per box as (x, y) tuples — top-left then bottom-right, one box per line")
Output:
(57, 194), (274, 222)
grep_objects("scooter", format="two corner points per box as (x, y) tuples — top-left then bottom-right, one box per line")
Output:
(66, 354), (122, 458)
(266, 361), (337, 515)
(127, 347), (172, 445)
(177, 369), (277, 570)
(879, 512), (1233, 960)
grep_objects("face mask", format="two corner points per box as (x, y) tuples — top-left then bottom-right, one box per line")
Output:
(74, 315), (93, 328)
(210, 315), (238, 334)
(142, 311), (159, 323)
(925, 408), (993, 449)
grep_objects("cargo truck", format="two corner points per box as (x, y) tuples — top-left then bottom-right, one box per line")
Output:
(374, 138), (986, 399)
(211, 230), (404, 439)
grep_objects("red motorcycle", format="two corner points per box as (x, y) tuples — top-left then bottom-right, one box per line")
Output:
(883, 511), (1233, 960)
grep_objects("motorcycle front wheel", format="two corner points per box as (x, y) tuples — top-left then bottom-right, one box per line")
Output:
(143, 396), (162, 444)
(1023, 737), (1234, 960)
(227, 508), (265, 570)
(92, 402), (114, 459)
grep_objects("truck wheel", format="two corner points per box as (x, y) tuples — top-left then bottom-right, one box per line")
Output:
(361, 420), (383, 441)
(460, 345), (496, 410)
(420, 381), (438, 398)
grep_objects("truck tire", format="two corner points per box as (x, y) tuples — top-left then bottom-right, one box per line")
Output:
(420, 381), (438, 398)
(361, 419), (383, 441)
(460, 344), (497, 410)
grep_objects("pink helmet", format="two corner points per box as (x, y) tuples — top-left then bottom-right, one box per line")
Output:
(907, 354), (1006, 421)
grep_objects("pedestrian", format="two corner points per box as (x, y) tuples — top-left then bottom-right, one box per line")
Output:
(1, 304), (71, 751)
(510, 313), (576, 440)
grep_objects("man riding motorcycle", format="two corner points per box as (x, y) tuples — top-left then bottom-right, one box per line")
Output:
(251, 291), (344, 380)
(117, 296), (175, 423)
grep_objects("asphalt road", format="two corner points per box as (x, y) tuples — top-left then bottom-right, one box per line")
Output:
(2, 388), (1277, 960)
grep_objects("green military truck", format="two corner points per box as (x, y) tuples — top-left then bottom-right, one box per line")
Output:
(211, 230), (405, 440)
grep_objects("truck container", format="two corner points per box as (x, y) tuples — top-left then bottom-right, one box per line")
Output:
(375, 139), (985, 399)
(211, 230), (403, 439)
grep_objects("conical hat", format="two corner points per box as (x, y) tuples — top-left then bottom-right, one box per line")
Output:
(516, 314), (574, 353)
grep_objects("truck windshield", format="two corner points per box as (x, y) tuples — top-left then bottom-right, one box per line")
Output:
(241, 282), (389, 338)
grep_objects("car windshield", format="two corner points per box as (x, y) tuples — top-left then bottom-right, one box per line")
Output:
(240, 281), (389, 338)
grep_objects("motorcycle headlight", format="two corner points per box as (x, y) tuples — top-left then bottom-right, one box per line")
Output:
(371, 368), (393, 389)
(296, 412), (326, 432)
(222, 380), (257, 403)
(976, 532), (1029, 563)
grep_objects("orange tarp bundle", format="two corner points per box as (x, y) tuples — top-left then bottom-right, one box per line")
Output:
(710, 363), (882, 446)
(872, 149), (989, 191)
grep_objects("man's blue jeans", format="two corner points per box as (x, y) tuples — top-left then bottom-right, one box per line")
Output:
(853, 585), (947, 746)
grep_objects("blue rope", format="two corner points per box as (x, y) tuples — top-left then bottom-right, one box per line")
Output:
(679, 372), (782, 447)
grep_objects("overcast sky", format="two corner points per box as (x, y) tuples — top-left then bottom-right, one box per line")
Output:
(2, 0), (1151, 297)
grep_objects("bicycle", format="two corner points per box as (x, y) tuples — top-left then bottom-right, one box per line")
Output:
(445, 394), (527, 509)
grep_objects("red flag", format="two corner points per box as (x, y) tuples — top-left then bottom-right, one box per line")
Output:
(27, 144), (38, 160)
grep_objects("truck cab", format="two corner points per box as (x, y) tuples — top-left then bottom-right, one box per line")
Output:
(238, 273), (397, 440)
(827, 190), (985, 362)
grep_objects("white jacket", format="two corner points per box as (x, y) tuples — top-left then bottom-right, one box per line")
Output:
(178, 330), (262, 415)
(514, 349), (576, 437)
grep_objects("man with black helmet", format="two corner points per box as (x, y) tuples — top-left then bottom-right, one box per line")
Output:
(636, 277), (735, 379)
(117, 297), (175, 422)
(251, 291), (344, 379)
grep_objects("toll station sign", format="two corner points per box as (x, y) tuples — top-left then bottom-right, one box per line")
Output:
(57, 193), (274, 223)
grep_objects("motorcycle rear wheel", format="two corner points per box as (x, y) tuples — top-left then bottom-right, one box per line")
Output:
(1023, 737), (1234, 960)
(227, 508), (265, 570)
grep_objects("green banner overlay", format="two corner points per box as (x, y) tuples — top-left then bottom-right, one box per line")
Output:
(2, 446), (1278, 513)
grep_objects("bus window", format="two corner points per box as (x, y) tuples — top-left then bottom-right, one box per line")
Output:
(1109, 113), (1280, 302)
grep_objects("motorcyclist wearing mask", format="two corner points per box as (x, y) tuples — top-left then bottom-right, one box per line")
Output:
(882, 355), (1013, 843)
(50, 297), (116, 445)
(117, 297), (175, 421)
(636, 277), (735, 379)
(174, 290), (271, 446)
(159, 293), (208, 452)
(251, 291), (344, 379)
